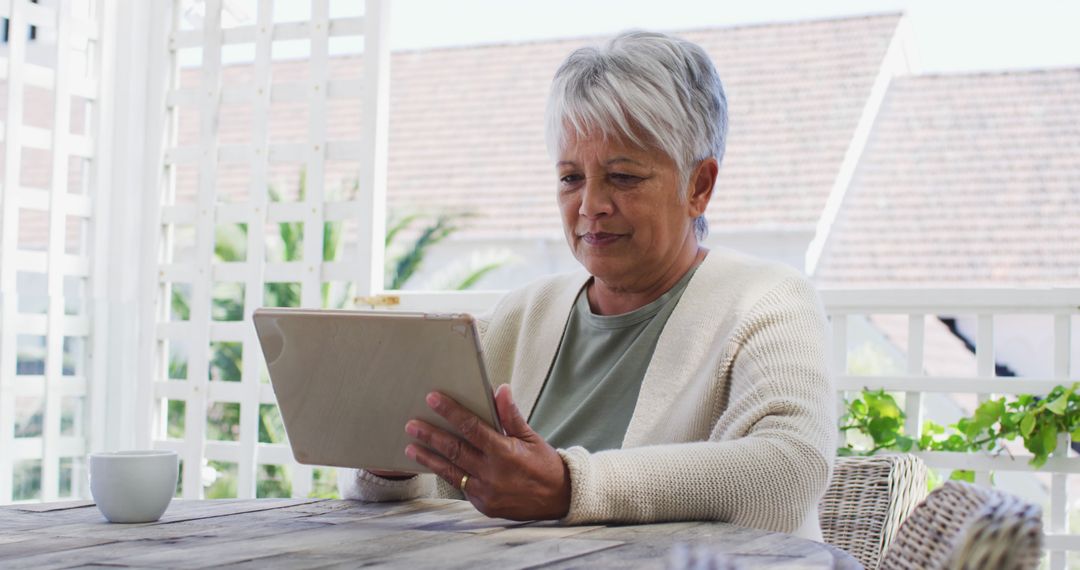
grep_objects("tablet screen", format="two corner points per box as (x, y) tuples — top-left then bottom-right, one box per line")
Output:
(254, 308), (500, 473)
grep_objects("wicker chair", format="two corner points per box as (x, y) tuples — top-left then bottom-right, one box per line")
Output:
(878, 480), (1043, 570)
(818, 454), (929, 569)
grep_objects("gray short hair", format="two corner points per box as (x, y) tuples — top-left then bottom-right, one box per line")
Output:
(545, 30), (728, 240)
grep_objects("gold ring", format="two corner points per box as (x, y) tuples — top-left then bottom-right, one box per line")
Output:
(459, 473), (470, 493)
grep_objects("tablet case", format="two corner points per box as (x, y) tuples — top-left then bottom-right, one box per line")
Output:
(253, 308), (501, 473)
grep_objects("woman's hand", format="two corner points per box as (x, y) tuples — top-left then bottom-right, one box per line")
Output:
(404, 384), (572, 521)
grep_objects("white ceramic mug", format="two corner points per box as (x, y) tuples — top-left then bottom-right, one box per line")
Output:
(89, 450), (178, 523)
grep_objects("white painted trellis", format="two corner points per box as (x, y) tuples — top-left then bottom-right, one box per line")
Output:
(824, 288), (1080, 570)
(0, 0), (104, 504)
(143, 0), (389, 501)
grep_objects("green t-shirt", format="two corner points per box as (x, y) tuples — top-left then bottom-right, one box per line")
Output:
(528, 266), (699, 452)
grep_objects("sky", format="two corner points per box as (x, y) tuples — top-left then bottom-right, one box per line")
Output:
(203, 0), (1080, 73)
(386, 0), (1080, 73)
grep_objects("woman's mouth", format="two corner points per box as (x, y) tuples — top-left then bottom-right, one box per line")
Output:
(581, 232), (623, 246)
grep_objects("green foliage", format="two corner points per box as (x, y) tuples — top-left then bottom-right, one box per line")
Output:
(838, 389), (913, 455)
(384, 212), (423, 249)
(167, 400), (185, 439)
(997, 385), (1080, 468)
(386, 212), (466, 290)
(171, 287), (190, 321)
(258, 403), (286, 444)
(206, 402), (240, 441)
(254, 405), (291, 499)
(204, 460), (238, 499)
(309, 468), (339, 499)
(168, 359), (188, 381)
(450, 261), (504, 291)
(841, 383), (1080, 478)
(209, 342), (242, 382)
(385, 211), (511, 291)
(13, 460), (42, 501)
(257, 464), (291, 498)
(214, 224), (247, 263)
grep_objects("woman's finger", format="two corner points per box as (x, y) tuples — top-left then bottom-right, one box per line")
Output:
(405, 444), (473, 494)
(426, 392), (501, 452)
(405, 419), (484, 474)
(494, 384), (534, 439)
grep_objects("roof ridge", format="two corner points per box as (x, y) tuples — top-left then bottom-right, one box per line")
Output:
(904, 65), (1080, 79)
(389, 12), (905, 56)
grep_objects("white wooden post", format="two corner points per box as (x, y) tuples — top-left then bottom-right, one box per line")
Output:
(284, 0), (331, 499)
(355, 0), (390, 298)
(135, 0), (179, 469)
(89, 0), (118, 476)
(831, 315), (847, 448)
(43, 0), (73, 502)
(974, 314), (994, 487)
(236, 0), (273, 501)
(903, 314), (924, 439)
(99, 0), (172, 468)
(178, 0), (224, 500)
(1049, 313), (1072, 570)
(66, 0), (106, 500)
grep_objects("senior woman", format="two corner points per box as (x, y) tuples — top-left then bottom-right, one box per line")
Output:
(340, 30), (835, 540)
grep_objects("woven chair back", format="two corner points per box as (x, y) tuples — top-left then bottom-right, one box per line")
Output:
(819, 454), (929, 569)
(878, 480), (1043, 570)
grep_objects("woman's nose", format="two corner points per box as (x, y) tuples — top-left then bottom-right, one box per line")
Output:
(579, 177), (614, 218)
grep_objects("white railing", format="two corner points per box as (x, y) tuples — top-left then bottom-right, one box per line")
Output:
(822, 288), (1080, 570)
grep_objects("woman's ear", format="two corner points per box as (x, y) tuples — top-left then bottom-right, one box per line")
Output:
(688, 157), (719, 217)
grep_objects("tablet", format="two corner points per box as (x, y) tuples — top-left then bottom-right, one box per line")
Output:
(253, 308), (501, 474)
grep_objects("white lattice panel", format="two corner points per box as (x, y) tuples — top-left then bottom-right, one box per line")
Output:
(0, 0), (102, 504)
(147, 0), (388, 501)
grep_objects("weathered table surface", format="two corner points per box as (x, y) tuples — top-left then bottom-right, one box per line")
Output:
(0, 498), (862, 569)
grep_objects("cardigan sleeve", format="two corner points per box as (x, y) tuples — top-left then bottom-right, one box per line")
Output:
(556, 276), (835, 533)
(338, 468), (435, 502)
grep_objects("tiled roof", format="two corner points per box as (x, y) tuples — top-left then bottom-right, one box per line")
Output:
(386, 14), (902, 239)
(173, 13), (902, 240)
(816, 69), (1080, 286)
(683, 15), (901, 232)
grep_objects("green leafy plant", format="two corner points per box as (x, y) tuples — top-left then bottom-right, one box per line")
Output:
(840, 383), (1080, 482)
(387, 212), (461, 289)
(385, 211), (509, 291)
(838, 389), (914, 455)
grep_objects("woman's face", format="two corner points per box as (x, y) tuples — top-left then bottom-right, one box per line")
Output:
(556, 132), (710, 289)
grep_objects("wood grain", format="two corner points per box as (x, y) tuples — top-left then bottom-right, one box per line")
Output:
(0, 499), (862, 569)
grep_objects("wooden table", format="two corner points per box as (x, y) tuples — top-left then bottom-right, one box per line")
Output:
(1, 498), (862, 569)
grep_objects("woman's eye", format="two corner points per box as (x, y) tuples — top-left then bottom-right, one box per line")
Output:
(559, 174), (583, 186)
(610, 173), (643, 185)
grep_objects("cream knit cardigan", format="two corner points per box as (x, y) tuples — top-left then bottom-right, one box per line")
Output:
(340, 248), (836, 539)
